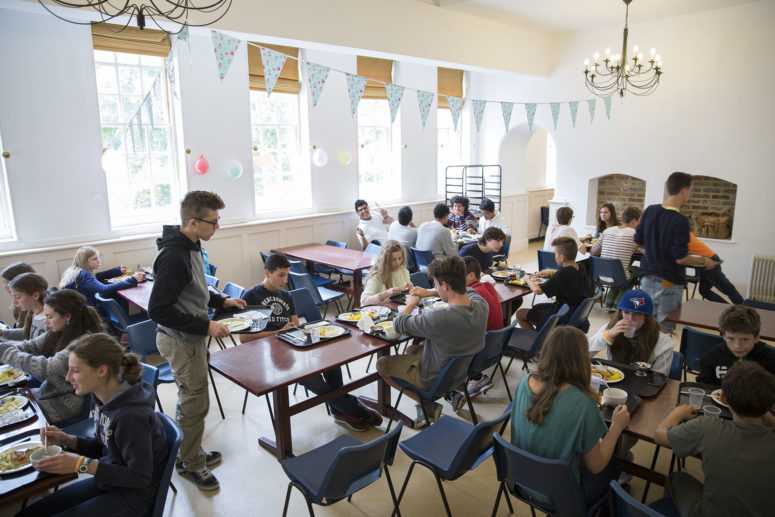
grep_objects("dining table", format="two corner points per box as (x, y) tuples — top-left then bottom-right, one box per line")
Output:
(667, 299), (775, 341)
(492, 281), (531, 325)
(116, 279), (154, 312)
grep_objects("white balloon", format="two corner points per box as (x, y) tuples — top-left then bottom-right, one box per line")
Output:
(100, 148), (122, 174)
(312, 148), (329, 167)
(337, 150), (353, 166)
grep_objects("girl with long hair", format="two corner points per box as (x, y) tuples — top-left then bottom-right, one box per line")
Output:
(510, 326), (630, 503)
(1, 261), (35, 328)
(0, 289), (103, 424)
(20, 333), (168, 517)
(360, 240), (412, 306)
(0, 273), (49, 341)
(596, 202), (620, 236)
(59, 246), (144, 306)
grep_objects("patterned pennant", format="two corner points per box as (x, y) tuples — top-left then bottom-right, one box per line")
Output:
(569, 100), (580, 128)
(210, 30), (241, 80)
(259, 46), (287, 96)
(177, 26), (190, 43)
(524, 103), (537, 132)
(500, 101), (514, 132)
(550, 102), (561, 131)
(587, 98), (597, 123)
(472, 100), (487, 132)
(345, 74), (367, 116)
(305, 62), (330, 107)
(416, 90), (434, 129)
(604, 95), (613, 119)
(448, 96), (464, 131)
(385, 84), (405, 123)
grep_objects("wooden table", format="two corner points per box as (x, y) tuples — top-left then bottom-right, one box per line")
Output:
(274, 244), (373, 308)
(116, 280), (154, 312)
(667, 299), (775, 341)
(493, 282), (531, 325)
(208, 328), (408, 459)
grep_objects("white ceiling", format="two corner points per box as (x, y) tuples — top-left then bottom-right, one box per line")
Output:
(417, 0), (760, 31)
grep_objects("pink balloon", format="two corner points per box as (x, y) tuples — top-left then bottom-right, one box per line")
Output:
(194, 154), (209, 175)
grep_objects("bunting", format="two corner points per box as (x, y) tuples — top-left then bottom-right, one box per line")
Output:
(259, 47), (287, 96)
(500, 102), (514, 132)
(472, 100), (487, 132)
(604, 96), (613, 120)
(305, 62), (330, 107)
(385, 84), (405, 123)
(550, 102), (561, 131)
(416, 90), (434, 129)
(448, 96), (464, 131)
(345, 74), (367, 117)
(587, 98), (597, 124)
(525, 103), (537, 133)
(569, 101), (580, 128)
(210, 30), (241, 80)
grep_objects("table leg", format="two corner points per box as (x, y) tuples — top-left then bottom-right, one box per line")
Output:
(359, 346), (415, 428)
(258, 386), (292, 459)
(352, 269), (363, 309)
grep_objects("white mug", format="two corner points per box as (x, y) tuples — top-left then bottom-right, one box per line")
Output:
(602, 387), (628, 407)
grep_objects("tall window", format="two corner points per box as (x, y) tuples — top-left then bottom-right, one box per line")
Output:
(0, 133), (16, 242)
(94, 50), (181, 229)
(249, 91), (308, 211)
(437, 108), (462, 196)
(358, 99), (399, 202)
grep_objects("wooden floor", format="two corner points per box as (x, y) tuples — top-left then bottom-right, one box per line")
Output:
(3, 240), (704, 517)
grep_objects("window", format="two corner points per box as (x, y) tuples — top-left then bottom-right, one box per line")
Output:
(94, 50), (182, 229)
(0, 133), (16, 241)
(358, 99), (399, 202)
(249, 91), (309, 211)
(437, 108), (462, 196)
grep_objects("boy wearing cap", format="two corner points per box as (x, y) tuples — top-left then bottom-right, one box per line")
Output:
(589, 289), (674, 375)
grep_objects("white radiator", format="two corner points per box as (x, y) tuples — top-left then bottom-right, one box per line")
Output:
(749, 255), (775, 303)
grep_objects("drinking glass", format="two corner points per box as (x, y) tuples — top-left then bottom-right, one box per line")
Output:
(687, 387), (705, 410)
(702, 405), (722, 417)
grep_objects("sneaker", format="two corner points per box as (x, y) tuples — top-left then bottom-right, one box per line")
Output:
(176, 451), (222, 472)
(467, 374), (493, 397)
(179, 467), (220, 492)
(449, 391), (466, 412)
(332, 410), (369, 432)
(414, 402), (442, 428)
(357, 406), (384, 428)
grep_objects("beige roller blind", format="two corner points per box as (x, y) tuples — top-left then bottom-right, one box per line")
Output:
(437, 67), (464, 109)
(248, 43), (300, 94)
(357, 56), (393, 100)
(92, 24), (171, 58)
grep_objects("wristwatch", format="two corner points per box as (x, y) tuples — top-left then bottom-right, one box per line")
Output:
(78, 457), (93, 474)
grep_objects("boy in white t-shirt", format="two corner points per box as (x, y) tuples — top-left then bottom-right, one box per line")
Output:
(355, 199), (392, 249)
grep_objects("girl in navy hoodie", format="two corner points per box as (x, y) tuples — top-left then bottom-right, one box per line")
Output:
(20, 333), (167, 517)
(59, 246), (145, 306)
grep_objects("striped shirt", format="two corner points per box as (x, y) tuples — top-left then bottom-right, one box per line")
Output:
(599, 226), (638, 279)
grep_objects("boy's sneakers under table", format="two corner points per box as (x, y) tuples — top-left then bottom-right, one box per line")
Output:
(179, 467), (220, 492)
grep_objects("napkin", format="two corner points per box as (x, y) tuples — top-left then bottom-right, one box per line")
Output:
(357, 313), (375, 332)
(480, 274), (496, 284)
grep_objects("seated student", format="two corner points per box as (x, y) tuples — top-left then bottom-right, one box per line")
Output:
(354, 199), (392, 249)
(697, 304), (775, 386)
(543, 206), (581, 251)
(511, 326), (630, 504)
(589, 289), (674, 375)
(477, 198), (510, 236)
(459, 227), (507, 271)
(19, 333), (168, 517)
(590, 206), (641, 308)
(517, 237), (591, 331)
(59, 246), (145, 306)
(655, 361), (775, 517)
(1, 261), (35, 328)
(377, 256), (488, 425)
(416, 203), (458, 259)
(687, 230), (743, 305)
(0, 273), (49, 342)
(0, 289), (102, 424)
(596, 202), (620, 238)
(360, 241), (412, 306)
(387, 206), (417, 248)
(242, 254), (382, 431)
(447, 196), (478, 232)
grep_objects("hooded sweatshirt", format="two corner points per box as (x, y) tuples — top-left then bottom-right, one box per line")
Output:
(76, 382), (168, 514)
(148, 226), (226, 342)
(64, 266), (138, 307)
(0, 313), (47, 342)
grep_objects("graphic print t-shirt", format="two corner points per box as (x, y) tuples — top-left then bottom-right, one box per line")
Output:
(242, 285), (295, 331)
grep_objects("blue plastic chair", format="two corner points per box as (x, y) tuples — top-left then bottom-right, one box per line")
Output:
(148, 413), (183, 517)
(464, 325), (515, 423)
(409, 271), (432, 289)
(679, 327), (724, 380)
(94, 293), (147, 334)
(669, 351), (684, 381)
(289, 288), (324, 323)
(590, 256), (630, 308)
(610, 480), (677, 517)
(260, 251), (334, 288)
(289, 271), (346, 315)
(491, 433), (608, 517)
(395, 409), (512, 517)
(279, 424), (403, 517)
(61, 397), (96, 438)
(141, 363), (163, 412)
(204, 274), (219, 288)
(222, 281), (246, 299)
(313, 240), (347, 277)
(364, 242), (382, 258)
(410, 248), (434, 273)
(537, 249), (558, 271)
(744, 298), (775, 311)
(564, 294), (598, 333)
(503, 305), (569, 374)
(126, 321), (173, 413)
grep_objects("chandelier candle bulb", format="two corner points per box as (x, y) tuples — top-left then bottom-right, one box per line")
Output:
(605, 48), (612, 56)
(650, 48), (657, 57)
(593, 51), (601, 61)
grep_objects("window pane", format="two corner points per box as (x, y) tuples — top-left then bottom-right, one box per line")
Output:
(118, 66), (142, 95)
(357, 99), (399, 202)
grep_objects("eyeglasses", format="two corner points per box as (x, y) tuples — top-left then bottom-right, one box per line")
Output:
(195, 217), (220, 227)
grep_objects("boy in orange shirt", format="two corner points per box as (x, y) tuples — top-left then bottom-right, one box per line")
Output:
(688, 232), (743, 304)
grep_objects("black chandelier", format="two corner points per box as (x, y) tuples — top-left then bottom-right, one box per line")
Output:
(37, 0), (233, 33)
(584, 0), (663, 97)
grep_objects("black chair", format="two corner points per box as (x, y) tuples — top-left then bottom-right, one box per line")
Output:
(94, 293), (147, 335)
(563, 294), (599, 333)
(463, 325), (515, 424)
(279, 424), (403, 517)
(410, 248), (434, 273)
(679, 327), (724, 381)
(126, 320), (175, 415)
(288, 271), (346, 315)
(537, 249), (558, 271)
(260, 251), (334, 288)
(609, 480), (676, 517)
(503, 305), (568, 374)
(222, 281), (246, 299)
(538, 206), (549, 238)
(684, 266), (699, 301)
(744, 298), (775, 311)
(395, 409), (512, 517)
(409, 271), (432, 289)
(590, 256), (630, 308)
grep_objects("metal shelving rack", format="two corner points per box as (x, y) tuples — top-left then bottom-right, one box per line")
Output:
(444, 164), (502, 211)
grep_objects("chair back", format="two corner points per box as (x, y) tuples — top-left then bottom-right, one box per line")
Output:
(525, 304), (568, 356)
(669, 351), (684, 381)
(318, 424), (403, 501)
(679, 327), (724, 375)
(288, 272), (324, 306)
(418, 355), (472, 399)
(141, 363), (160, 387)
(446, 408), (512, 478)
(537, 249), (558, 271)
(289, 288), (323, 323)
(540, 206), (549, 226)
(148, 414), (183, 517)
(590, 256), (629, 289)
(610, 480), (667, 517)
(222, 282), (245, 299)
(411, 248), (434, 271)
(492, 433), (586, 515)
(95, 293), (130, 331)
(326, 240), (347, 248)
(410, 271), (432, 289)
(403, 245), (418, 273)
(469, 325), (515, 376)
(744, 298), (775, 311)
(288, 260), (308, 275)
(364, 243), (382, 258)
(564, 295), (597, 333)
(126, 319), (160, 360)
(204, 274), (219, 288)
(260, 251), (271, 266)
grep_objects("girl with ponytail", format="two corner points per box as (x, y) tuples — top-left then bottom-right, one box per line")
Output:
(20, 333), (168, 517)
(510, 326), (630, 503)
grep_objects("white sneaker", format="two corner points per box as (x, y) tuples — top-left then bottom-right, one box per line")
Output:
(414, 402), (442, 428)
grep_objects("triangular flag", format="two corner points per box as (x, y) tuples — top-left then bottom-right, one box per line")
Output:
(416, 90), (434, 129)
(587, 98), (597, 123)
(604, 96), (613, 119)
(524, 103), (537, 132)
(448, 96), (464, 131)
(501, 101), (514, 132)
(259, 47), (287, 96)
(472, 100), (487, 132)
(345, 74), (367, 117)
(210, 30), (241, 80)
(305, 62), (330, 107)
(385, 84), (405, 123)
(550, 102), (561, 130)
(177, 26), (190, 43)
(569, 101), (580, 128)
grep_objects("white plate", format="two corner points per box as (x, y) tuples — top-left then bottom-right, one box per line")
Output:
(591, 365), (625, 384)
(219, 318), (251, 332)
(0, 395), (28, 416)
(315, 325), (347, 339)
(0, 440), (43, 475)
(491, 270), (513, 279)
(0, 365), (25, 387)
(710, 389), (729, 408)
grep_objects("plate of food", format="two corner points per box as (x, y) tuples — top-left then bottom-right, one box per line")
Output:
(0, 440), (44, 475)
(591, 365), (625, 384)
(491, 270), (513, 280)
(337, 306), (390, 322)
(219, 317), (252, 333)
(0, 395), (28, 417)
(107, 273), (132, 284)
(0, 366), (25, 387)
(313, 325), (348, 339)
(507, 278), (528, 287)
(709, 389), (729, 408)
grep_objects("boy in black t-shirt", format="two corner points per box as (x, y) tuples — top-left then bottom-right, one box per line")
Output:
(697, 305), (775, 386)
(517, 237), (590, 330)
(459, 226), (507, 272)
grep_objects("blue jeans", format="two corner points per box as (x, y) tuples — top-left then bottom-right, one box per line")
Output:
(641, 275), (684, 332)
(16, 478), (138, 517)
(699, 263), (743, 304)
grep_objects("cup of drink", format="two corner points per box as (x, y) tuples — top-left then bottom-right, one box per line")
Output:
(687, 387), (705, 410)
(702, 405), (722, 417)
(623, 321), (637, 339)
(309, 327), (321, 344)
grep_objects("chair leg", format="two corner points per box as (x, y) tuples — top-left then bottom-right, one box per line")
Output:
(282, 482), (293, 517)
(503, 486), (514, 515)
(385, 465), (402, 517)
(170, 481), (177, 494)
(642, 445), (661, 503)
(691, 282), (698, 300)
(293, 383), (299, 396)
(155, 392), (165, 414)
(208, 367), (225, 420)
(464, 385), (478, 425)
(490, 482), (503, 517)
(385, 390), (403, 434)
(242, 390), (249, 414)
(497, 362), (512, 401)
(265, 394), (275, 425)
(530, 506), (537, 517)
(420, 399), (431, 428)
(393, 461), (417, 517)
(503, 356), (514, 375)
(365, 353), (375, 373)
(433, 471), (453, 517)
(345, 363), (352, 380)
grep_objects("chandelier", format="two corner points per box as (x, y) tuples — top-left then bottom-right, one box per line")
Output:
(37, 0), (232, 33)
(584, 0), (662, 97)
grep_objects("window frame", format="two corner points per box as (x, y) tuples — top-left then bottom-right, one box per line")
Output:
(0, 133), (16, 242)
